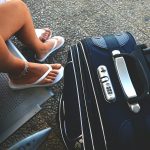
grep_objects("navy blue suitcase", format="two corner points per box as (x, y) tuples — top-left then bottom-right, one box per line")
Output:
(59, 32), (150, 150)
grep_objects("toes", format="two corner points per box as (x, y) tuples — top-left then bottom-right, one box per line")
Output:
(47, 75), (56, 80)
(50, 64), (62, 69)
(46, 68), (58, 82)
(39, 63), (62, 85)
(48, 72), (58, 77)
(47, 71), (58, 81)
(41, 64), (61, 84)
(44, 28), (51, 32)
(46, 69), (60, 83)
(41, 78), (53, 84)
(39, 36), (46, 42)
(39, 28), (52, 42)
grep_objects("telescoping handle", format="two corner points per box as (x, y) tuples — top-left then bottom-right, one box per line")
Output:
(112, 50), (149, 113)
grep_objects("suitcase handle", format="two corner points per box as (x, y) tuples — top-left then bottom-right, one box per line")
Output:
(112, 50), (149, 113)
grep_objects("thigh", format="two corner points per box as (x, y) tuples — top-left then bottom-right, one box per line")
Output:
(0, 0), (27, 41)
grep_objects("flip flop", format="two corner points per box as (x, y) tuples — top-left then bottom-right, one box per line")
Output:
(8, 64), (64, 90)
(35, 36), (65, 62)
(35, 28), (52, 42)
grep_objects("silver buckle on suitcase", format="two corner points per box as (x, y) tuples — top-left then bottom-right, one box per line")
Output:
(112, 50), (140, 113)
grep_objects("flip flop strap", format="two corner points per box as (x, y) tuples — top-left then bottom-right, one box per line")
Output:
(33, 64), (52, 85)
(50, 38), (57, 50)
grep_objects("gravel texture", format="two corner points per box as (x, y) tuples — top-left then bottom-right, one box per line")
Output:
(0, 0), (150, 149)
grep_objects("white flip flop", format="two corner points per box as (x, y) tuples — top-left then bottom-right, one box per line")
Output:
(8, 64), (64, 90)
(35, 36), (65, 62)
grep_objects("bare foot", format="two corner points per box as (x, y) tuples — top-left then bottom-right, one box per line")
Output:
(9, 62), (62, 85)
(36, 36), (64, 61)
(38, 28), (52, 42)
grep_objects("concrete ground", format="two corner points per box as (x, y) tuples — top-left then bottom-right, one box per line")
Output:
(1, 0), (150, 149)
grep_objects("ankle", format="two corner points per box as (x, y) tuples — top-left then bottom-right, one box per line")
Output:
(8, 60), (29, 79)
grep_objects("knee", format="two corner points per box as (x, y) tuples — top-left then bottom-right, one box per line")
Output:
(8, 0), (29, 13)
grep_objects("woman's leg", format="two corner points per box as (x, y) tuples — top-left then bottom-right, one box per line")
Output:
(0, 1), (61, 85)
(0, 0), (55, 53)
(0, 34), (61, 85)
(0, 0), (63, 59)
